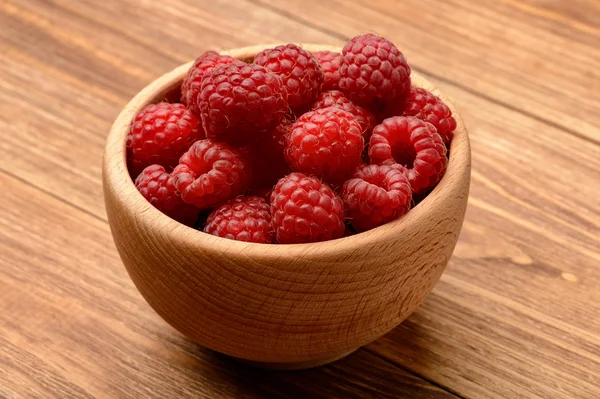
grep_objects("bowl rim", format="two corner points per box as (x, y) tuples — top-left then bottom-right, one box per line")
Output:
(103, 43), (470, 262)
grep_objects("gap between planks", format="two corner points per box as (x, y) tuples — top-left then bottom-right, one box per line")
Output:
(364, 349), (467, 399)
(0, 166), (105, 225)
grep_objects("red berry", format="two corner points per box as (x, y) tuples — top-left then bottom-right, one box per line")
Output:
(381, 87), (456, 144)
(198, 63), (289, 146)
(403, 87), (456, 144)
(172, 139), (251, 208)
(270, 173), (345, 244)
(342, 164), (412, 232)
(369, 116), (447, 194)
(135, 165), (199, 226)
(245, 118), (292, 191)
(339, 34), (411, 104)
(312, 50), (341, 91)
(312, 90), (377, 140)
(284, 108), (364, 184)
(127, 103), (204, 172)
(254, 44), (324, 112)
(181, 51), (243, 110)
(204, 196), (273, 243)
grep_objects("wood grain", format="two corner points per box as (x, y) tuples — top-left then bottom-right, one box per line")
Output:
(0, 0), (599, 397)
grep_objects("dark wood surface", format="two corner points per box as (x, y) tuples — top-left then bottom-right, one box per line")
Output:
(0, 1), (599, 398)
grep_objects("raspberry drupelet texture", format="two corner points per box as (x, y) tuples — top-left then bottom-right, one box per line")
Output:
(254, 44), (324, 112)
(339, 34), (411, 105)
(204, 196), (273, 243)
(127, 102), (204, 174)
(135, 164), (199, 226)
(181, 51), (243, 110)
(312, 90), (377, 140)
(369, 116), (447, 194)
(342, 164), (412, 232)
(312, 50), (341, 91)
(198, 63), (289, 146)
(172, 139), (252, 209)
(284, 108), (364, 184)
(245, 118), (292, 192)
(402, 87), (456, 144)
(270, 173), (345, 244)
(381, 87), (456, 144)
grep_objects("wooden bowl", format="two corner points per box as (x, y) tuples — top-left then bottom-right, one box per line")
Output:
(103, 44), (471, 370)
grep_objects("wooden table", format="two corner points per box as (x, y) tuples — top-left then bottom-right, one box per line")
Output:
(1, 1), (598, 398)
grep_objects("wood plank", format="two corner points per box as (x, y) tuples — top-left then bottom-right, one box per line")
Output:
(1, 0), (600, 397)
(498, 0), (600, 36)
(0, 172), (456, 399)
(258, 0), (600, 143)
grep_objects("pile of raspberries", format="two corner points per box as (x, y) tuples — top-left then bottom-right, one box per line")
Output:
(128, 34), (456, 244)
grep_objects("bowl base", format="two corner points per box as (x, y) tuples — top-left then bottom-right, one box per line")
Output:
(234, 348), (359, 370)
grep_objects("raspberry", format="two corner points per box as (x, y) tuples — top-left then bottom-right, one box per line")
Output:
(204, 196), (273, 243)
(254, 44), (324, 112)
(198, 63), (289, 146)
(380, 87), (456, 144)
(342, 164), (412, 232)
(402, 87), (456, 144)
(339, 34), (411, 104)
(127, 102), (204, 172)
(245, 118), (292, 191)
(172, 139), (251, 208)
(284, 108), (364, 184)
(270, 173), (345, 244)
(312, 90), (377, 139)
(181, 51), (242, 109)
(369, 116), (447, 194)
(135, 165), (199, 226)
(312, 50), (341, 91)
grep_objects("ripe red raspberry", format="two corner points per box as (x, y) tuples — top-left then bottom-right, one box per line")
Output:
(245, 118), (292, 191)
(369, 116), (447, 194)
(402, 87), (456, 144)
(284, 108), (364, 184)
(135, 165), (199, 226)
(270, 173), (345, 244)
(381, 87), (456, 144)
(181, 51), (242, 109)
(342, 164), (412, 232)
(312, 50), (341, 91)
(204, 196), (273, 243)
(199, 63), (288, 146)
(339, 34), (411, 105)
(254, 44), (324, 112)
(312, 90), (377, 139)
(127, 103), (204, 173)
(172, 139), (251, 208)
